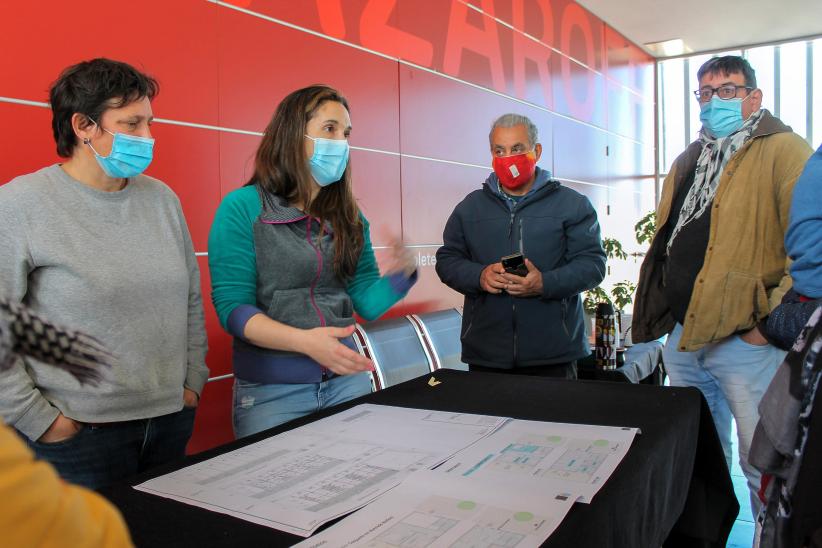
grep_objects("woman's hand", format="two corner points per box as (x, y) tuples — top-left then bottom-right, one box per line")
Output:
(386, 239), (416, 277)
(297, 324), (375, 375)
(244, 315), (374, 375)
(38, 414), (82, 443)
(183, 388), (200, 408)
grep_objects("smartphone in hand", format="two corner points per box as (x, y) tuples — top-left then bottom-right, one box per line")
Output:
(501, 252), (528, 277)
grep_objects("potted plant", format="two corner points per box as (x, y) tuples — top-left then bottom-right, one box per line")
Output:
(583, 286), (612, 316)
(582, 210), (656, 346)
(601, 237), (627, 276)
(634, 211), (656, 246)
(611, 280), (636, 345)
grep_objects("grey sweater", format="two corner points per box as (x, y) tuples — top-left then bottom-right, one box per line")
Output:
(0, 165), (209, 440)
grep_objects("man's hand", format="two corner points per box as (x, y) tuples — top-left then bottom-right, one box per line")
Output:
(298, 324), (375, 375)
(740, 325), (769, 346)
(38, 414), (82, 444)
(502, 258), (543, 297)
(183, 388), (200, 408)
(480, 263), (508, 294)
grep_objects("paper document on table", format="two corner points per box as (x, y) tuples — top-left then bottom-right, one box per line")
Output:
(134, 404), (508, 536)
(434, 419), (639, 503)
(295, 470), (578, 548)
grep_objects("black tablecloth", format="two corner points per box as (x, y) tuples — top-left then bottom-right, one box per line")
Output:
(99, 370), (738, 547)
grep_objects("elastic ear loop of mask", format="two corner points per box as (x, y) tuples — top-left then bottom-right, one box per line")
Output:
(82, 117), (115, 157)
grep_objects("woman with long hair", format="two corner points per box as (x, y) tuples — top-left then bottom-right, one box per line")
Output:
(209, 85), (416, 438)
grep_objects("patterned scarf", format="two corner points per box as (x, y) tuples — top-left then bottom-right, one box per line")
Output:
(666, 109), (764, 253)
(0, 298), (115, 385)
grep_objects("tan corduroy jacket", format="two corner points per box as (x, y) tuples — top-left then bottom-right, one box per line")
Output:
(633, 111), (812, 351)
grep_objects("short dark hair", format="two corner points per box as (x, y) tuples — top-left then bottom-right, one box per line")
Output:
(49, 58), (159, 157)
(697, 55), (757, 89)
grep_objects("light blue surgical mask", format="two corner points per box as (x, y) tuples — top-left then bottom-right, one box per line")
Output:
(85, 120), (154, 178)
(304, 134), (349, 186)
(699, 95), (750, 138)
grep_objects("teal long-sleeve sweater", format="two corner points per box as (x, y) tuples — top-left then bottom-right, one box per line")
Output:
(208, 185), (415, 383)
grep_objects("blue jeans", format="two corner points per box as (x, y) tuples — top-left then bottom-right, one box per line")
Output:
(232, 372), (373, 439)
(26, 406), (196, 490)
(663, 324), (784, 516)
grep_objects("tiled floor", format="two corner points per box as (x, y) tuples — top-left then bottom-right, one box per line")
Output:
(726, 423), (756, 548)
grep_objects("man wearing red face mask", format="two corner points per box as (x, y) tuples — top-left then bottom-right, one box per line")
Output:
(436, 114), (606, 378)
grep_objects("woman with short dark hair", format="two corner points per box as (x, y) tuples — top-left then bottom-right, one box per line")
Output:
(208, 85), (416, 438)
(0, 58), (209, 489)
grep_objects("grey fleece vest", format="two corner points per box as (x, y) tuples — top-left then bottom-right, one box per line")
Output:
(234, 190), (355, 359)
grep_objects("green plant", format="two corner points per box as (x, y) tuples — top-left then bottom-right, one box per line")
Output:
(634, 211), (657, 246)
(583, 281), (637, 315)
(583, 286), (611, 315)
(611, 281), (636, 313)
(602, 237), (627, 260)
(584, 210), (653, 317)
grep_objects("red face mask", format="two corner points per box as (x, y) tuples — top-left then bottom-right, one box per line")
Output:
(492, 151), (536, 190)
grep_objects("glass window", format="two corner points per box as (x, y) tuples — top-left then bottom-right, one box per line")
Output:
(659, 58), (685, 174)
(745, 46), (776, 113)
(779, 42), (808, 140)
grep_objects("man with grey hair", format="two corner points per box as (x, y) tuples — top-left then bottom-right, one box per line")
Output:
(436, 113), (606, 378)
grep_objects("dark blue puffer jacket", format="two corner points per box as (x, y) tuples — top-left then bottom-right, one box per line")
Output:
(436, 167), (606, 368)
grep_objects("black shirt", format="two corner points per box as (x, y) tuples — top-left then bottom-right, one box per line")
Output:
(663, 168), (711, 325)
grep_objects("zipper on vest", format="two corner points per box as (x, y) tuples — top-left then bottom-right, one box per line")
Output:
(305, 218), (330, 380)
(305, 217), (326, 327)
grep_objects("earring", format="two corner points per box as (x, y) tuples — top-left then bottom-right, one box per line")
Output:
(83, 138), (90, 144)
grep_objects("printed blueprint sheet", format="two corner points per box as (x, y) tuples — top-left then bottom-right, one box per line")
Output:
(134, 404), (507, 536)
(433, 419), (640, 503)
(295, 470), (577, 548)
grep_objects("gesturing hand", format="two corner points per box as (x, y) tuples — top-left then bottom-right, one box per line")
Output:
(301, 324), (375, 375)
(480, 263), (507, 294)
(502, 258), (543, 297)
(386, 239), (417, 277)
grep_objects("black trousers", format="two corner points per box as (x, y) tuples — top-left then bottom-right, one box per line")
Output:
(469, 361), (577, 379)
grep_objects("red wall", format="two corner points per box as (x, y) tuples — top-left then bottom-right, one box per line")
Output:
(0, 0), (655, 452)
